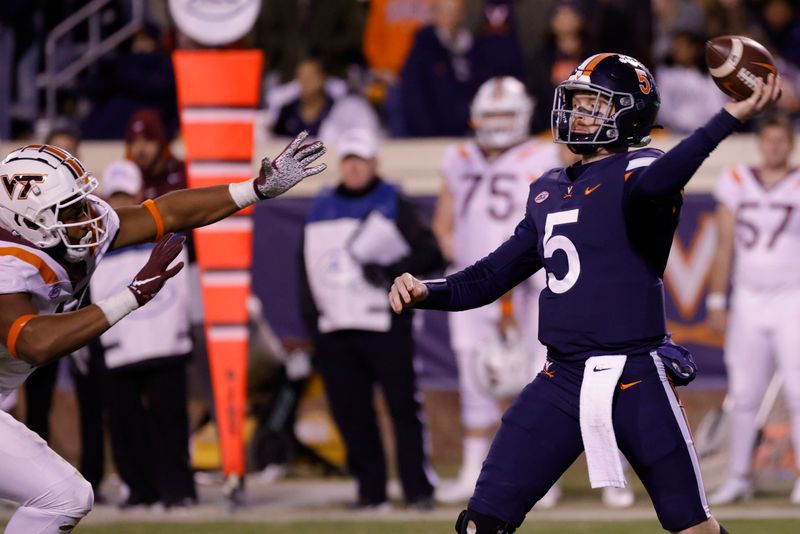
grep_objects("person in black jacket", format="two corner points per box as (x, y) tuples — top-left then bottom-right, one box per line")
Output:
(298, 128), (443, 510)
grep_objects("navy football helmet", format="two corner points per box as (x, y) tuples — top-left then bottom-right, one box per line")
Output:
(551, 53), (660, 155)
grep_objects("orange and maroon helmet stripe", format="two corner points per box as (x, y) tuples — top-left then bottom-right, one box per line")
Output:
(64, 158), (85, 180)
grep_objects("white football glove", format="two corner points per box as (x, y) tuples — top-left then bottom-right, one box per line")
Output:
(255, 131), (327, 199)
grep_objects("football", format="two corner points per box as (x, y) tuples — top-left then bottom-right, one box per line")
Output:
(705, 35), (778, 101)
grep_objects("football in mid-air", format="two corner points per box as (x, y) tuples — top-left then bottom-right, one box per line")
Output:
(705, 35), (778, 101)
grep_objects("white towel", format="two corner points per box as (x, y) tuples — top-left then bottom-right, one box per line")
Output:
(580, 355), (628, 489)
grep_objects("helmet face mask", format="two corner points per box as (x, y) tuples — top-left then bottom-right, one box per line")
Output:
(551, 53), (660, 155)
(471, 76), (534, 150)
(0, 145), (110, 261)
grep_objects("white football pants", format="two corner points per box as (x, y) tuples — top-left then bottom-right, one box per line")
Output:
(0, 408), (93, 533)
(724, 286), (800, 480)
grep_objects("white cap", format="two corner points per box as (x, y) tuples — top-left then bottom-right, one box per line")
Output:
(337, 128), (378, 160)
(102, 160), (143, 197)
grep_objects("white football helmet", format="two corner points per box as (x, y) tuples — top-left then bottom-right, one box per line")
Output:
(471, 76), (534, 150)
(472, 329), (535, 400)
(0, 144), (109, 261)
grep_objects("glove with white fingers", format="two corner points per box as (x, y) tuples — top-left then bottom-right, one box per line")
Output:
(254, 130), (327, 199)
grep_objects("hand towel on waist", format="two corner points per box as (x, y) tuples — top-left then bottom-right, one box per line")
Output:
(580, 354), (628, 489)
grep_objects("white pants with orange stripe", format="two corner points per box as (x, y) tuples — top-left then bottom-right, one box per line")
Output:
(724, 286), (800, 480)
(0, 409), (93, 533)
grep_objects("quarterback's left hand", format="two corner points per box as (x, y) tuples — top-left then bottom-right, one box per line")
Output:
(255, 131), (327, 199)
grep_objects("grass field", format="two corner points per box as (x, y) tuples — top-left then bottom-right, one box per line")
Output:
(69, 520), (800, 533)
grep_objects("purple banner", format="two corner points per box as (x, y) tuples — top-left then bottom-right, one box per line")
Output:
(252, 194), (724, 390)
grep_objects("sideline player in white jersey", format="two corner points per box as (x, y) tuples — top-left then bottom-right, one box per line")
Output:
(707, 113), (800, 505)
(432, 77), (565, 504)
(0, 133), (326, 533)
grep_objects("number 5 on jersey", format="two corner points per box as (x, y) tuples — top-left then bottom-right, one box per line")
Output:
(543, 209), (581, 294)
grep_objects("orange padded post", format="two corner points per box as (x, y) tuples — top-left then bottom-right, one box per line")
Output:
(173, 49), (263, 478)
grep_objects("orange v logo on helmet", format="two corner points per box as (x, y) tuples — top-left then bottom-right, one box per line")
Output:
(1, 174), (46, 200)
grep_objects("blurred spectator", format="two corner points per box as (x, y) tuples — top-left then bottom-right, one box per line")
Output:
(465, 0), (555, 68)
(465, 0), (524, 80)
(399, 0), (479, 136)
(80, 24), (177, 140)
(752, 0), (800, 67)
(45, 127), (80, 155)
(364, 0), (432, 85)
(655, 30), (728, 134)
(93, 159), (196, 509)
(254, 0), (366, 83)
(703, 0), (748, 38)
(526, 0), (592, 133)
(774, 58), (800, 119)
(298, 129), (443, 510)
(651, 0), (707, 64)
(590, 0), (653, 67)
(125, 109), (186, 198)
(363, 0), (433, 137)
(272, 58), (380, 142)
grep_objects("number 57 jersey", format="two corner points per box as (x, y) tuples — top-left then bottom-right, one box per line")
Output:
(441, 139), (561, 271)
(714, 165), (800, 292)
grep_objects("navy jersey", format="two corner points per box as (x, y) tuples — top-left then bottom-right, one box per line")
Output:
(421, 110), (742, 361)
(528, 148), (678, 358)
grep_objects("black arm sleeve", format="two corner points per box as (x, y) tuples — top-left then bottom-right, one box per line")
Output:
(627, 109), (741, 199)
(384, 195), (445, 278)
(418, 212), (543, 311)
(296, 234), (319, 338)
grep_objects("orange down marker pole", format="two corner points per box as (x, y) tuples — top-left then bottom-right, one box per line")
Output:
(173, 49), (263, 478)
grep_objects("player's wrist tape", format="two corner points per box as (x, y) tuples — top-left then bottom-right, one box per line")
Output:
(96, 288), (140, 326)
(228, 179), (261, 208)
(705, 292), (727, 311)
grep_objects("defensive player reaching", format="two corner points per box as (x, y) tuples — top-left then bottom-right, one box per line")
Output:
(0, 132), (326, 533)
(390, 53), (780, 533)
(706, 112), (800, 505)
(432, 76), (561, 504)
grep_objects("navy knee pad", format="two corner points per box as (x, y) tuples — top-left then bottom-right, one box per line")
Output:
(455, 508), (516, 533)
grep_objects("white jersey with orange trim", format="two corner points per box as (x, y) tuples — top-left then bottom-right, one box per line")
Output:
(0, 196), (119, 399)
(441, 139), (561, 271)
(714, 165), (800, 292)
(440, 139), (559, 429)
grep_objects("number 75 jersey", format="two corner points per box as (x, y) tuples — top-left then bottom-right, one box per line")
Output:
(441, 140), (561, 270)
(714, 165), (800, 291)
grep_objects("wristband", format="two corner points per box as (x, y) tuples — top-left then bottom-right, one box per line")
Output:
(228, 179), (261, 208)
(96, 288), (139, 326)
(705, 292), (727, 311)
(6, 314), (37, 359)
(142, 199), (165, 241)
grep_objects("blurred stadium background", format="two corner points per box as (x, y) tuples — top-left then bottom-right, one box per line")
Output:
(2, 0), (800, 532)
